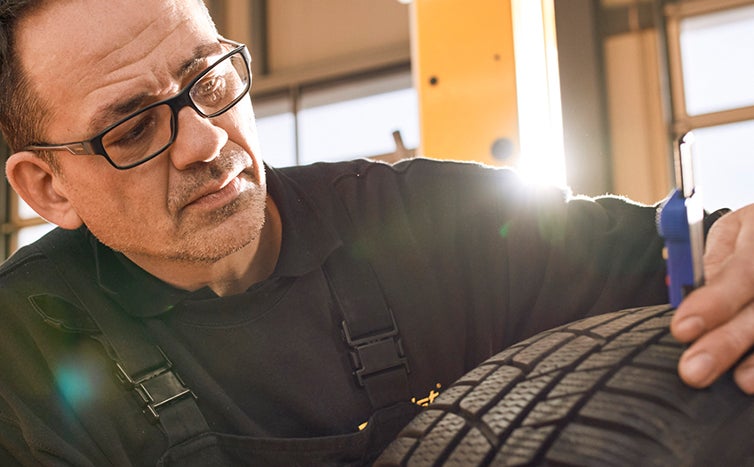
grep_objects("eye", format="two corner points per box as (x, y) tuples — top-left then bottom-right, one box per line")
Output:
(108, 111), (159, 148)
(102, 107), (166, 165)
(193, 74), (228, 107)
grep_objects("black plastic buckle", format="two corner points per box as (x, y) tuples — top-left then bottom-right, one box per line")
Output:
(341, 311), (409, 386)
(115, 348), (196, 423)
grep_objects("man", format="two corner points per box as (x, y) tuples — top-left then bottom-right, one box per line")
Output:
(1, 0), (753, 465)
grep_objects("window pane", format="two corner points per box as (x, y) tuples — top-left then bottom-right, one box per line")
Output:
(680, 5), (754, 115)
(254, 94), (297, 168)
(693, 121), (754, 212)
(298, 87), (419, 164)
(17, 223), (55, 250)
(256, 113), (296, 168)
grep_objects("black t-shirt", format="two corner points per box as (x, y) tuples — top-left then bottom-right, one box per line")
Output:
(0, 158), (667, 465)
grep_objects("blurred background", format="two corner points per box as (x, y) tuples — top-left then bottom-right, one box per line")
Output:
(2, 0), (753, 258)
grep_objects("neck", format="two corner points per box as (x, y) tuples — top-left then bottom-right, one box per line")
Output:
(204, 201), (282, 296)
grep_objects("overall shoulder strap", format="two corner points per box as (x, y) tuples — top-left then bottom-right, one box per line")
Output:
(323, 179), (413, 409)
(32, 230), (215, 450)
(324, 247), (411, 409)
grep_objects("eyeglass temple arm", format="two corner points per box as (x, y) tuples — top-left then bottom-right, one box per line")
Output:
(24, 142), (96, 156)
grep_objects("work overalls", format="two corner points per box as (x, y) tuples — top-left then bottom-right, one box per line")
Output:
(29, 228), (418, 466)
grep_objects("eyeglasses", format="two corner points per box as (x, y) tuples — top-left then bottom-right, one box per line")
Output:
(25, 38), (251, 170)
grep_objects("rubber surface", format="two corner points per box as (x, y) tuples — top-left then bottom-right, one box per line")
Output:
(375, 305), (754, 466)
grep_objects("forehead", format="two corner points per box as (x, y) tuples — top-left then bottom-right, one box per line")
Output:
(16, 0), (219, 138)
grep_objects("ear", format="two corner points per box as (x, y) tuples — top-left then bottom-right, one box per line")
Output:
(5, 151), (83, 229)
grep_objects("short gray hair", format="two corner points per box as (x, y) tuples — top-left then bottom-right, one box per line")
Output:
(0, 0), (51, 157)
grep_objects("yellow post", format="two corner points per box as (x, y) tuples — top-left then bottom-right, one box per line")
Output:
(411, 0), (519, 167)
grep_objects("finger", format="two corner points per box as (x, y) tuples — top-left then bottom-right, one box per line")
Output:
(673, 258), (754, 342)
(704, 204), (754, 281)
(670, 210), (740, 341)
(733, 353), (754, 395)
(672, 231), (754, 343)
(678, 302), (754, 388)
(702, 214), (739, 281)
(705, 216), (754, 282)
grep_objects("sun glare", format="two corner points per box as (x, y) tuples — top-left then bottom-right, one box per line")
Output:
(511, 0), (567, 188)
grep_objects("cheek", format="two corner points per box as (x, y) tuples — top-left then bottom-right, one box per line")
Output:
(69, 179), (174, 252)
(73, 182), (132, 221)
(226, 100), (261, 154)
(63, 167), (166, 227)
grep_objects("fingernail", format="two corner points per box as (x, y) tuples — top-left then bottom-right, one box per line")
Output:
(675, 316), (705, 339)
(683, 352), (715, 385)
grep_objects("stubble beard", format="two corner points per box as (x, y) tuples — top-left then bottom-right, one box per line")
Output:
(168, 184), (268, 263)
(102, 147), (269, 265)
(163, 148), (268, 264)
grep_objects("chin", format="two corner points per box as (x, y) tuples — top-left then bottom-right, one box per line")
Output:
(179, 177), (269, 258)
(107, 187), (267, 265)
(168, 193), (267, 264)
(181, 221), (262, 263)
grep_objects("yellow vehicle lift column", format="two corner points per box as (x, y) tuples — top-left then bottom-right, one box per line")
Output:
(411, 0), (519, 167)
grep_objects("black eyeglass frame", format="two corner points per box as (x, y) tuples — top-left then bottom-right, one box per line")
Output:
(24, 38), (251, 170)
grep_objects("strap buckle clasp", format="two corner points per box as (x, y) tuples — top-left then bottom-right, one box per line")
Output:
(341, 310), (410, 387)
(115, 347), (197, 423)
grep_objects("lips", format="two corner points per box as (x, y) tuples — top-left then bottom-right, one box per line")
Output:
(185, 171), (242, 207)
(169, 145), (257, 214)
(182, 170), (258, 215)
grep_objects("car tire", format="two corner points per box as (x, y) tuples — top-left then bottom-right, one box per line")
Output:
(375, 304), (754, 466)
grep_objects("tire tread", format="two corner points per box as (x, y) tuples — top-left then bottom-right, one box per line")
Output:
(376, 305), (754, 466)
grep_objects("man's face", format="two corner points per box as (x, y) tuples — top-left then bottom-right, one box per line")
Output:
(16, 0), (267, 265)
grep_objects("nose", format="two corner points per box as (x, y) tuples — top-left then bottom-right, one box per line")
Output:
(168, 106), (228, 170)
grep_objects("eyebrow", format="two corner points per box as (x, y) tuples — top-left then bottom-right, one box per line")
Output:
(87, 41), (226, 135)
(177, 42), (225, 81)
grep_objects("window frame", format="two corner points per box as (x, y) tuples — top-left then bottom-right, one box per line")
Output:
(664, 0), (754, 138)
(254, 64), (417, 167)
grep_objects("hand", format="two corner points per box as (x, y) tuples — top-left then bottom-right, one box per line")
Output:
(671, 204), (754, 393)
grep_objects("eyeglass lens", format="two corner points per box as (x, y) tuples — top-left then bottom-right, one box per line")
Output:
(101, 50), (249, 168)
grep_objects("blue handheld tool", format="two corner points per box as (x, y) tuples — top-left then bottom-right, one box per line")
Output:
(657, 132), (705, 307)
